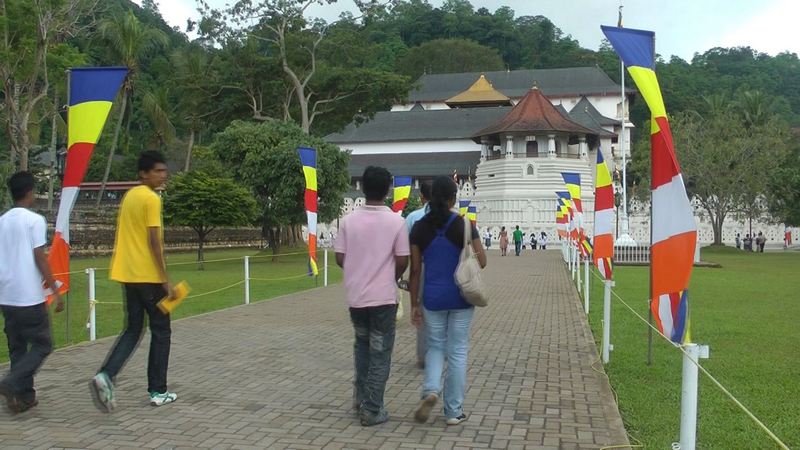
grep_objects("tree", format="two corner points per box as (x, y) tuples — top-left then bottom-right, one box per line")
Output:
(0, 0), (94, 171)
(767, 135), (800, 226)
(631, 110), (790, 244)
(199, 0), (408, 135)
(163, 171), (257, 269)
(96, 9), (168, 203)
(210, 120), (350, 256)
(172, 46), (222, 171)
(397, 38), (505, 79)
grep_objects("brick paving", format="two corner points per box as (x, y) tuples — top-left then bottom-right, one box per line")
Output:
(0, 250), (628, 449)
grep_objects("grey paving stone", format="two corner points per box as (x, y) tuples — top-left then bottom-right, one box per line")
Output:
(0, 251), (628, 448)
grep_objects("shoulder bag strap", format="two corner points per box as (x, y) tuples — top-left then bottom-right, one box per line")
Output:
(461, 215), (473, 262)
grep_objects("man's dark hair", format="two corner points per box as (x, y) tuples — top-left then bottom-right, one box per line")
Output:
(138, 150), (167, 173)
(8, 171), (35, 202)
(362, 166), (391, 201)
(419, 180), (432, 201)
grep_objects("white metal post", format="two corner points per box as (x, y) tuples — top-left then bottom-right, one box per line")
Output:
(324, 249), (329, 287)
(583, 258), (590, 314)
(571, 242), (577, 280)
(679, 343), (710, 450)
(86, 268), (96, 341)
(602, 280), (615, 364)
(244, 256), (250, 305)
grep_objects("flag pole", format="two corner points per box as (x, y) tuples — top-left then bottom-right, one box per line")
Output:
(616, 2), (635, 247)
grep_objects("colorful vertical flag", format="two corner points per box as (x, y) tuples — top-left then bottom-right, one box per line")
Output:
(602, 25), (697, 344)
(580, 235), (594, 256)
(298, 147), (319, 276)
(561, 173), (583, 213)
(459, 200), (471, 216)
(49, 67), (127, 299)
(391, 176), (412, 213)
(467, 205), (477, 226)
(556, 201), (568, 238)
(563, 173), (590, 258)
(593, 150), (615, 280)
(556, 191), (574, 239)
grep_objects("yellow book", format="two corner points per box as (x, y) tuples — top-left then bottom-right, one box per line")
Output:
(156, 281), (191, 314)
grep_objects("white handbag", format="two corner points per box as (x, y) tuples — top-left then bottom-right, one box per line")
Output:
(454, 216), (488, 307)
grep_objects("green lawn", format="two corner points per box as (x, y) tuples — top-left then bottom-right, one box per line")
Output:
(0, 247), (342, 362)
(584, 246), (798, 449)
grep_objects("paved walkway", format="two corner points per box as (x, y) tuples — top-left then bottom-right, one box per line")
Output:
(0, 251), (628, 449)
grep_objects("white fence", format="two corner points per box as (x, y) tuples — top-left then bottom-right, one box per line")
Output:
(614, 245), (650, 264)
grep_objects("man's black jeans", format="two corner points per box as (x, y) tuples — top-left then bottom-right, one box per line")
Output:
(349, 304), (397, 415)
(1, 302), (53, 403)
(100, 283), (171, 394)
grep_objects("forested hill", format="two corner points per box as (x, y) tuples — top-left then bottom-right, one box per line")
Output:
(3, 0), (799, 183)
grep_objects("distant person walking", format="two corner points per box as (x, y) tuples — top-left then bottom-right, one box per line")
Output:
(735, 233), (741, 249)
(756, 232), (766, 253)
(335, 166), (410, 426)
(499, 226), (509, 256)
(409, 176), (487, 426)
(90, 151), (177, 413)
(513, 226), (524, 256)
(483, 230), (492, 249)
(540, 232), (548, 250)
(0, 172), (64, 414)
(404, 180), (432, 369)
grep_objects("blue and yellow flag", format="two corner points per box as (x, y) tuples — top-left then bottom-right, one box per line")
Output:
(601, 25), (697, 344)
(298, 147), (318, 276)
(392, 176), (412, 213)
(50, 67), (127, 299)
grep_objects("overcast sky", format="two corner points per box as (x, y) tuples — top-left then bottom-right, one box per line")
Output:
(135, 0), (800, 61)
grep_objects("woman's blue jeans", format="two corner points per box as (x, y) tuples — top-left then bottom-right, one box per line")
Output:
(422, 306), (474, 419)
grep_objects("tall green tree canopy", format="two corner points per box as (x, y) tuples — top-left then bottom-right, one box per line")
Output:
(210, 120), (350, 252)
(397, 38), (505, 79)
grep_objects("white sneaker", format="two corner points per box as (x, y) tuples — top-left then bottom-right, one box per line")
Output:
(90, 372), (116, 413)
(149, 391), (178, 406)
(446, 413), (468, 425)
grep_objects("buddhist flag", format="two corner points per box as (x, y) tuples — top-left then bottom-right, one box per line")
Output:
(459, 200), (471, 216)
(467, 205), (477, 226)
(391, 176), (412, 213)
(556, 191), (574, 239)
(581, 235), (594, 257)
(556, 200), (568, 238)
(593, 150), (615, 280)
(298, 147), (318, 276)
(49, 67), (127, 299)
(561, 173), (583, 213)
(602, 25), (697, 344)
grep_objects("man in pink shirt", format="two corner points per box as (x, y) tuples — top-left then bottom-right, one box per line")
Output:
(335, 166), (409, 426)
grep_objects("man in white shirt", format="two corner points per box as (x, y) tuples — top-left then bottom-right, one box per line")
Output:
(0, 172), (63, 414)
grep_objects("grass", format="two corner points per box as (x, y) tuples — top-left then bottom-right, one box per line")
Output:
(584, 246), (799, 449)
(0, 247), (342, 362)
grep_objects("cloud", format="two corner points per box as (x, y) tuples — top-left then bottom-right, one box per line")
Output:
(714, 0), (800, 55)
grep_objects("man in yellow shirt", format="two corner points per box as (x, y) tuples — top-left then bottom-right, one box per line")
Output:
(90, 151), (177, 412)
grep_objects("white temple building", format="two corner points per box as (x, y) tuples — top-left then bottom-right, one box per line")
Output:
(325, 67), (788, 246)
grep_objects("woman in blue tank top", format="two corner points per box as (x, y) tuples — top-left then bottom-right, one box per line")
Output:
(408, 176), (487, 426)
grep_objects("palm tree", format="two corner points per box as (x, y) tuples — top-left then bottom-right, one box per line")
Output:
(172, 47), (219, 171)
(96, 10), (168, 205)
(736, 90), (775, 128)
(142, 86), (176, 150)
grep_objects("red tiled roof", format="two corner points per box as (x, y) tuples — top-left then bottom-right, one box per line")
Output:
(473, 87), (599, 140)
